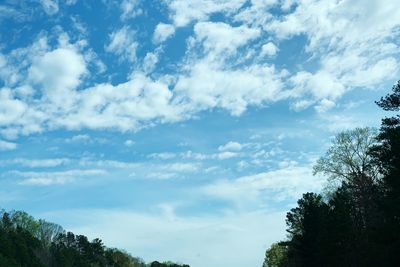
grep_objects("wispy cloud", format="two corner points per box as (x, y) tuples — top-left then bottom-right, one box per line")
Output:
(0, 140), (17, 151)
(14, 169), (107, 186)
(42, 208), (286, 267)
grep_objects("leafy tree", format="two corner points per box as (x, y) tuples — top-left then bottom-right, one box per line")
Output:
(0, 208), (190, 267)
(11, 211), (40, 236)
(262, 242), (288, 267)
(314, 127), (381, 230)
(313, 127), (379, 184)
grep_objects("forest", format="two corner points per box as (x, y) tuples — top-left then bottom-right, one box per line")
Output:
(262, 82), (400, 267)
(0, 209), (189, 267)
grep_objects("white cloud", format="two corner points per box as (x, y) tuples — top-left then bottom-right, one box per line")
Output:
(290, 99), (313, 111)
(260, 42), (278, 57)
(105, 26), (138, 63)
(269, 0), (400, 106)
(65, 0), (77, 5)
(28, 47), (86, 109)
(40, 0), (59, 15)
(148, 152), (176, 160)
(153, 23), (175, 43)
(0, 139), (17, 151)
(163, 163), (198, 172)
(58, 72), (183, 131)
(1, 158), (70, 167)
(0, 88), (28, 126)
(65, 134), (91, 143)
(216, 151), (238, 160)
(1, 1), (400, 138)
(218, 141), (243, 152)
(124, 139), (135, 147)
(174, 62), (284, 116)
(167, 0), (247, 27)
(15, 169), (106, 186)
(120, 0), (142, 20)
(203, 164), (324, 205)
(143, 51), (160, 73)
(192, 21), (260, 57)
(289, 70), (345, 102)
(315, 99), (335, 113)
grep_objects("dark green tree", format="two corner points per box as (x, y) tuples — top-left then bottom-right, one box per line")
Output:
(370, 80), (400, 266)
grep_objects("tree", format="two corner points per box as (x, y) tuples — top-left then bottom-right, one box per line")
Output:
(263, 242), (288, 267)
(376, 80), (400, 111)
(38, 219), (64, 247)
(313, 127), (381, 230)
(11, 211), (40, 237)
(369, 79), (400, 266)
(313, 127), (379, 184)
(285, 193), (329, 267)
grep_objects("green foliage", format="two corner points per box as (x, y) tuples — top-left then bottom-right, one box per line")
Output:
(264, 80), (400, 267)
(149, 261), (190, 267)
(263, 242), (288, 267)
(313, 127), (379, 184)
(0, 210), (190, 267)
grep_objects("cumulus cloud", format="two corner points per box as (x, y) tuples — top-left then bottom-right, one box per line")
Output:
(153, 23), (175, 43)
(28, 47), (86, 108)
(57, 72), (183, 131)
(192, 21), (260, 57)
(40, 0), (59, 15)
(105, 26), (138, 63)
(174, 62), (284, 116)
(120, 0), (142, 20)
(1, 0), (400, 137)
(218, 141), (243, 152)
(260, 42), (278, 57)
(143, 51), (160, 73)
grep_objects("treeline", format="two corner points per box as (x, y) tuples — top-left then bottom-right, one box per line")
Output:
(263, 81), (400, 267)
(0, 209), (189, 267)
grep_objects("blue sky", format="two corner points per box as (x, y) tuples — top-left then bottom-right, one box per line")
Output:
(0, 0), (399, 266)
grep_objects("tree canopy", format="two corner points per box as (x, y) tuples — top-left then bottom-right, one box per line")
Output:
(263, 80), (400, 267)
(0, 209), (190, 267)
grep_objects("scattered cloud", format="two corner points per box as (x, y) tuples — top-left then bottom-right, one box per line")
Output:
(28, 47), (86, 109)
(218, 141), (243, 152)
(15, 169), (107, 186)
(148, 152), (176, 160)
(0, 140), (17, 151)
(1, 158), (70, 168)
(105, 26), (138, 63)
(124, 139), (135, 147)
(260, 42), (278, 57)
(65, 134), (91, 143)
(120, 0), (142, 20)
(153, 23), (175, 43)
(167, 0), (247, 27)
(203, 164), (324, 206)
(40, 0), (59, 15)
